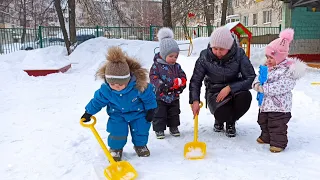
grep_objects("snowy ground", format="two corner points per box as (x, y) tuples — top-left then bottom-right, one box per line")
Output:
(1, 37), (320, 180)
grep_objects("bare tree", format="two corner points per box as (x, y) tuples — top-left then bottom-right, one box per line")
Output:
(54, 0), (71, 54)
(77, 0), (112, 26)
(204, 0), (215, 34)
(130, 0), (162, 27)
(0, 0), (15, 9)
(170, 0), (215, 35)
(220, 0), (228, 26)
(68, 0), (76, 44)
(111, 0), (130, 26)
(171, 0), (197, 25)
(77, 0), (162, 27)
(162, 0), (172, 28)
(20, 0), (27, 43)
(36, 0), (56, 26)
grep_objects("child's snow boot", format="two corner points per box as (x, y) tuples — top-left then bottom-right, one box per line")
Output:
(270, 146), (284, 153)
(134, 146), (150, 157)
(257, 137), (268, 144)
(155, 131), (165, 139)
(213, 122), (224, 132)
(169, 127), (180, 137)
(109, 148), (123, 162)
(225, 123), (236, 137)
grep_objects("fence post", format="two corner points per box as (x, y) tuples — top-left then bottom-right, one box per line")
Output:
(279, 24), (282, 32)
(197, 26), (200, 37)
(38, 26), (43, 48)
(96, 25), (100, 37)
(149, 25), (153, 41)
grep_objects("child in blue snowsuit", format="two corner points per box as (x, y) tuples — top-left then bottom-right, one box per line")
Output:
(81, 47), (157, 161)
(149, 27), (187, 139)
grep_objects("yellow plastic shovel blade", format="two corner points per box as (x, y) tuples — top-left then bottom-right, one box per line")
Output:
(184, 141), (206, 160)
(80, 117), (138, 180)
(104, 161), (138, 180)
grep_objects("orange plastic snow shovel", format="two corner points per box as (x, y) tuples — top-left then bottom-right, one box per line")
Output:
(184, 102), (206, 160)
(80, 116), (138, 180)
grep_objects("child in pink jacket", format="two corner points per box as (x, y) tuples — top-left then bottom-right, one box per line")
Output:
(252, 28), (307, 153)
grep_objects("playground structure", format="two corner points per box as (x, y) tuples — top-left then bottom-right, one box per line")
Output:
(225, 22), (252, 58)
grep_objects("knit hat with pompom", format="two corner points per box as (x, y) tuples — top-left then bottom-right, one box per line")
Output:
(104, 47), (131, 85)
(157, 27), (180, 60)
(265, 28), (295, 64)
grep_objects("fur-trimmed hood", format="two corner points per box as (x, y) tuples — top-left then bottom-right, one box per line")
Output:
(278, 57), (307, 79)
(95, 47), (148, 92)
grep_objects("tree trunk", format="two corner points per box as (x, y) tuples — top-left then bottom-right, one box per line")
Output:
(21, 0), (27, 43)
(68, 0), (76, 44)
(182, 16), (189, 40)
(162, 0), (172, 28)
(220, 0), (228, 26)
(202, 0), (214, 35)
(54, 0), (71, 54)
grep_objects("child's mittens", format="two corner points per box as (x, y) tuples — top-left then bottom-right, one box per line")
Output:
(159, 83), (173, 96)
(253, 83), (264, 93)
(81, 112), (92, 122)
(173, 78), (187, 94)
(146, 109), (156, 122)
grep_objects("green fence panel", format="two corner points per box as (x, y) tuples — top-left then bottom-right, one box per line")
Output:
(0, 25), (280, 54)
(0, 27), (38, 54)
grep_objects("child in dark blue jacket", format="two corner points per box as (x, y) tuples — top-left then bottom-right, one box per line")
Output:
(81, 47), (157, 161)
(149, 28), (187, 139)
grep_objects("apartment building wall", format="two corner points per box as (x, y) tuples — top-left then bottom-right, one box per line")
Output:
(232, 0), (283, 27)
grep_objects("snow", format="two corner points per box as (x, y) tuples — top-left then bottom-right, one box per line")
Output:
(185, 147), (204, 159)
(0, 46), (70, 70)
(1, 37), (320, 180)
(225, 22), (241, 30)
(120, 172), (136, 180)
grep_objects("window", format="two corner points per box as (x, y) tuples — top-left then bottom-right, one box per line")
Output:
(0, 16), (4, 23)
(253, 13), (257, 25)
(263, 10), (272, 24)
(243, 16), (248, 26)
(235, 0), (240, 7)
(5, 15), (10, 23)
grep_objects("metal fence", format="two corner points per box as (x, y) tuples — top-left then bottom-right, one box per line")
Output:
(0, 25), (280, 54)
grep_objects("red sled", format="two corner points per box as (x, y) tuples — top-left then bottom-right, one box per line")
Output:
(24, 64), (71, 77)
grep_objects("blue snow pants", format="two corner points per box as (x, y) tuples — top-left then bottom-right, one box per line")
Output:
(107, 116), (151, 150)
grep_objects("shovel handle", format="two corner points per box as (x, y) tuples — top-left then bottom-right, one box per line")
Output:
(80, 116), (97, 127)
(80, 116), (116, 164)
(193, 102), (203, 142)
(199, 101), (203, 108)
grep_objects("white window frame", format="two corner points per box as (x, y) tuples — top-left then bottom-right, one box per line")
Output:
(243, 15), (248, 26)
(235, 0), (240, 7)
(263, 10), (272, 24)
(253, 13), (258, 26)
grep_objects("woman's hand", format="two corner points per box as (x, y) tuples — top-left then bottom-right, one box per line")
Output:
(191, 101), (200, 118)
(216, 86), (231, 102)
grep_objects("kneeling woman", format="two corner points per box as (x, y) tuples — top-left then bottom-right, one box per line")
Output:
(189, 26), (256, 137)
